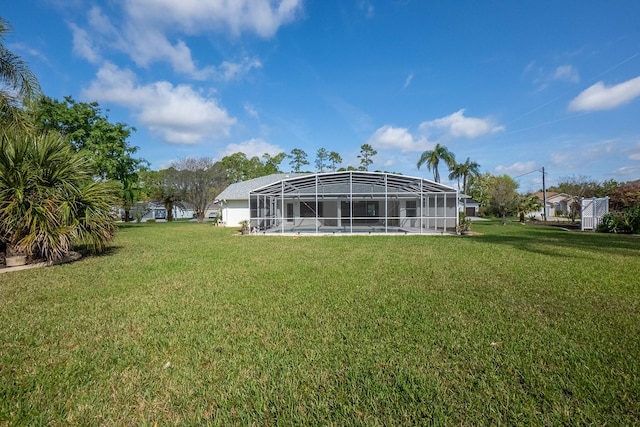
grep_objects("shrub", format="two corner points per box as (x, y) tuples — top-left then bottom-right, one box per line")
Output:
(597, 206), (640, 234)
(0, 130), (119, 262)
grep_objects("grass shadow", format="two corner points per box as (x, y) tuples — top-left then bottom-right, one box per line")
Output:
(472, 222), (640, 259)
(73, 245), (124, 260)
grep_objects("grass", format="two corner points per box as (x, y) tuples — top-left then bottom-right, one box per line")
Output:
(1, 220), (639, 425)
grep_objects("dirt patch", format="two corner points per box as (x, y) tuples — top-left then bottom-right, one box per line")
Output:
(530, 220), (582, 231)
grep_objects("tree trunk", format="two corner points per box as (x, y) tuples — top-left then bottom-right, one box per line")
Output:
(166, 202), (174, 221)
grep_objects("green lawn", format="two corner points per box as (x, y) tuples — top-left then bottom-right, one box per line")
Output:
(1, 221), (639, 425)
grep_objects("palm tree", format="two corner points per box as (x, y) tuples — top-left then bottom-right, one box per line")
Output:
(448, 157), (481, 194)
(0, 17), (41, 130)
(0, 129), (118, 263)
(417, 143), (456, 183)
(517, 194), (543, 223)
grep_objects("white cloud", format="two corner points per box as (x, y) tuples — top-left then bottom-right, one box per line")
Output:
(524, 61), (536, 74)
(628, 143), (640, 161)
(87, 5), (120, 38)
(70, 6), (122, 64)
(494, 161), (537, 176)
(70, 24), (101, 63)
(72, 1), (301, 79)
(221, 138), (283, 158)
(569, 75), (640, 111)
(552, 65), (579, 83)
(550, 140), (615, 169)
(244, 102), (259, 118)
(8, 42), (48, 63)
(525, 62), (580, 91)
(217, 57), (263, 81)
(357, 0), (375, 19)
(82, 63), (236, 144)
(124, 24), (215, 79)
(549, 152), (572, 166)
(403, 73), (414, 90)
(124, 0), (303, 38)
(612, 166), (640, 176)
(367, 125), (431, 153)
(419, 109), (505, 139)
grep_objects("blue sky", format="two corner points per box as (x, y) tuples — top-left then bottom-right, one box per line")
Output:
(4, 0), (640, 192)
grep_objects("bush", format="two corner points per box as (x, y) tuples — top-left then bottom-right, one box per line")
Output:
(0, 130), (119, 262)
(597, 206), (640, 234)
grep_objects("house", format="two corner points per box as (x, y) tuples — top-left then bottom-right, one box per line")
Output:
(122, 201), (198, 222)
(215, 171), (459, 234)
(459, 194), (480, 217)
(532, 192), (579, 219)
(215, 173), (307, 226)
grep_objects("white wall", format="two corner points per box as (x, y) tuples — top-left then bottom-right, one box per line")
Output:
(221, 200), (249, 227)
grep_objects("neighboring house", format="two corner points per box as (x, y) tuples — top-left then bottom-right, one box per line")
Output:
(119, 202), (168, 222)
(121, 202), (198, 222)
(204, 203), (221, 221)
(459, 194), (480, 217)
(532, 192), (579, 219)
(216, 171), (459, 234)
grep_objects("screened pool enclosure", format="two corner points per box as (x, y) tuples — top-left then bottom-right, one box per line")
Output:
(249, 171), (458, 234)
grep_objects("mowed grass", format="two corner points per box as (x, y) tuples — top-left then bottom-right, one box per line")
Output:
(1, 221), (639, 425)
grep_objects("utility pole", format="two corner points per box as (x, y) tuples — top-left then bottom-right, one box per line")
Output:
(542, 166), (547, 222)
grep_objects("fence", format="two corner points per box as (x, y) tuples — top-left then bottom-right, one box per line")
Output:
(581, 197), (609, 231)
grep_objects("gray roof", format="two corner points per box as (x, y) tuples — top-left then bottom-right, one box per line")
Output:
(251, 171), (457, 196)
(215, 173), (308, 201)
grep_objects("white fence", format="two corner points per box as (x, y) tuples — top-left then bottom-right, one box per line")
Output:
(581, 197), (609, 231)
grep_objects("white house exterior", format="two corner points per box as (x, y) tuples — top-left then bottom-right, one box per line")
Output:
(459, 194), (480, 216)
(215, 174), (305, 227)
(216, 171), (459, 234)
(125, 202), (197, 222)
(533, 192), (579, 219)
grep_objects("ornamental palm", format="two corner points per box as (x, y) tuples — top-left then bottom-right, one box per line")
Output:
(517, 194), (543, 222)
(417, 143), (456, 183)
(0, 130), (118, 262)
(449, 157), (481, 194)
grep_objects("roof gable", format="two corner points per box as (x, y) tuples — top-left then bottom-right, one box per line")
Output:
(215, 173), (308, 201)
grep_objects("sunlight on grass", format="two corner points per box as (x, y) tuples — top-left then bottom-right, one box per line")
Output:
(1, 221), (639, 425)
